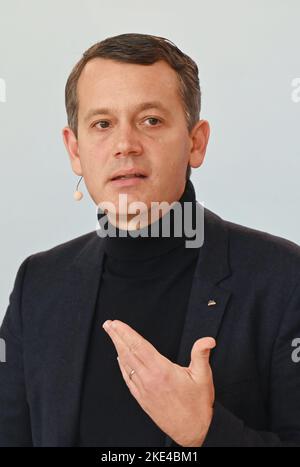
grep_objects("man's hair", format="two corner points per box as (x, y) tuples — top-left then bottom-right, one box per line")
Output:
(65, 33), (201, 181)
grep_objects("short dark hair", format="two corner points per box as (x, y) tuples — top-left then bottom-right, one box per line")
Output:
(65, 33), (201, 180)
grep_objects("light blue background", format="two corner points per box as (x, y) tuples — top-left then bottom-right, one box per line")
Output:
(0, 0), (299, 322)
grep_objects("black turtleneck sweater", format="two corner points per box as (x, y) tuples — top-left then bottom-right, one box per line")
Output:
(78, 180), (201, 447)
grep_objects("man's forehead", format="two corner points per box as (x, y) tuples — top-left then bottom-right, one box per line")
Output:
(83, 100), (173, 123)
(80, 56), (177, 77)
(77, 58), (181, 117)
(78, 57), (179, 95)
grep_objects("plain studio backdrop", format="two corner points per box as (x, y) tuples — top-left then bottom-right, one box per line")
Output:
(0, 0), (299, 322)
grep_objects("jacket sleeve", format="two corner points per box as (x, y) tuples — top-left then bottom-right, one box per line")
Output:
(202, 280), (300, 447)
(0, 256), (33, 447)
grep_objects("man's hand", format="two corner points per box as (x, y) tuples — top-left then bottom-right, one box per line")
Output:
(102, 319), (216, 447)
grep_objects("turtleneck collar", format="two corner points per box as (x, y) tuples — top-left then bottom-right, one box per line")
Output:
(97, 179), (198, 261)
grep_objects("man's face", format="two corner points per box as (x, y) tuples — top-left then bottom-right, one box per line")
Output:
(63, 58), (209, 226)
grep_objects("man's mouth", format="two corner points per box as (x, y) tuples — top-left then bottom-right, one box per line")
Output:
(111, 174), (147, 181)
(110, 172), (148, 187)
(110, 167), (148, 182)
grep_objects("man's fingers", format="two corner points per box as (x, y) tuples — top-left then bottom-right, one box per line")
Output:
(103, 319), (161, 369)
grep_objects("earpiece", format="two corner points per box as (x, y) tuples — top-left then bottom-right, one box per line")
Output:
(73, 175), (83, 201)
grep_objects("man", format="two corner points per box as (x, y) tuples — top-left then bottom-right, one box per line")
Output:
(0, 33), (300, 447)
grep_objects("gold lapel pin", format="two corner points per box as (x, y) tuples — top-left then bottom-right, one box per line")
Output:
(208, 299), (217, 306)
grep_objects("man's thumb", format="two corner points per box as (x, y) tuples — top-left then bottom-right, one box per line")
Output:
(189, 337), (216, 375)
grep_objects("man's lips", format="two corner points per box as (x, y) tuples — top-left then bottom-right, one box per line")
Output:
(111, 174), (146, 181)
(110, 168), (148, 181)
(110, 175), (147, 187)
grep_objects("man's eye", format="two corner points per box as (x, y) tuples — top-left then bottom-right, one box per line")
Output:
(144, 117), (161, 126)
(93, 118), (161, 129)
(94, 120), (110, 129)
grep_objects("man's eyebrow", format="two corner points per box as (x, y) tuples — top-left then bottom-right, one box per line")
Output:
(84, 101), (170, 122)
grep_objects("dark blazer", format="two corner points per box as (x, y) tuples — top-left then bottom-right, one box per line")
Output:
(1, 207), (300, 447)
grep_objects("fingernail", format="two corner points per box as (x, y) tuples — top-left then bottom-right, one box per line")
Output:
(103, 320), (112, 330)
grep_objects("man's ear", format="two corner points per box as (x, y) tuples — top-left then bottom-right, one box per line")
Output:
(62, 126), (83, 176)
(188, 120), (210, 169)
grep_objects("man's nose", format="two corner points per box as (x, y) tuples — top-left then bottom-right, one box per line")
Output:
(114, 123), (143, 158)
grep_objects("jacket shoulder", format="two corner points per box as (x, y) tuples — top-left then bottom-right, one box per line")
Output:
(25, 230), (99, 272)
(204, 207), (300, 276)
(221, 213), (300, 278)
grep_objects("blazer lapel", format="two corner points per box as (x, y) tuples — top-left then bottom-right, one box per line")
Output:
(44, 232), (106, 446)
(164, 207), (232, 447)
